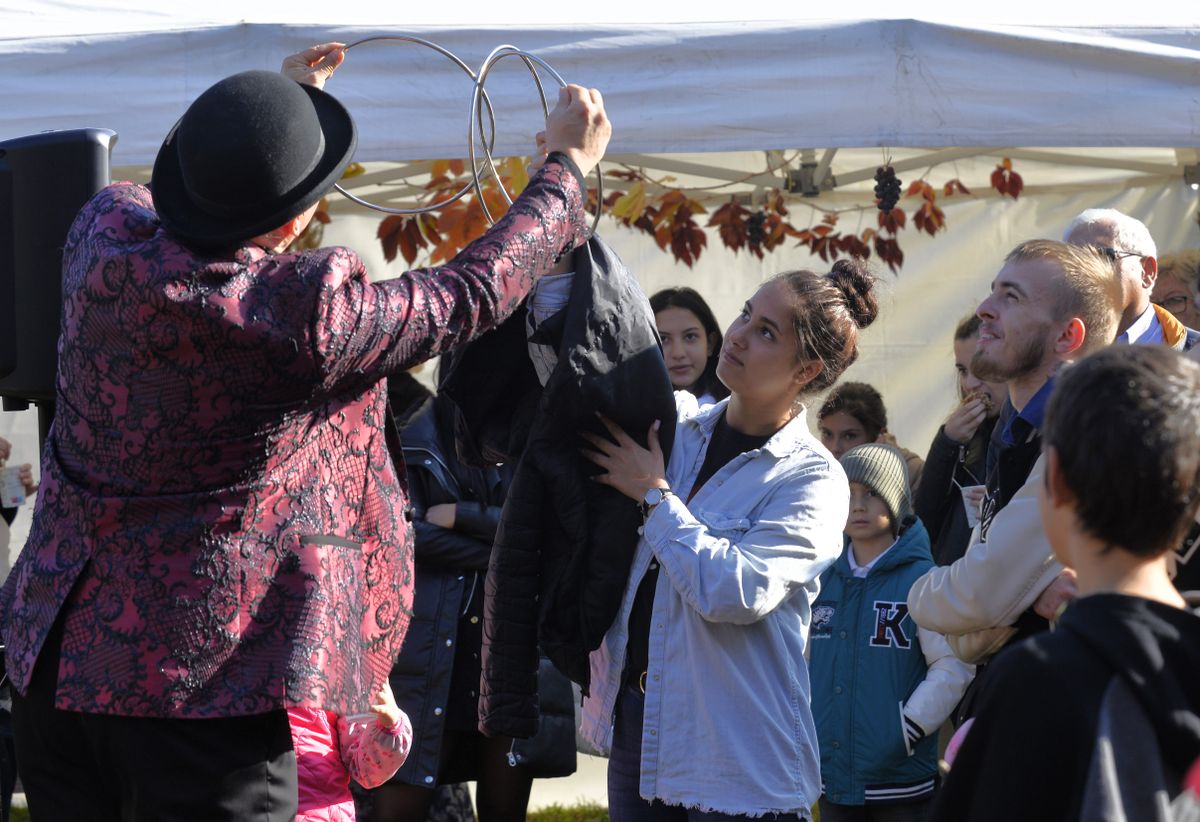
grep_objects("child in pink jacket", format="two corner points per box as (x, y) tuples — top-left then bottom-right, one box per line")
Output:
(288, 681), (412, 821)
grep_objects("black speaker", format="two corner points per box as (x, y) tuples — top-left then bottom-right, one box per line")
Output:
(0, 128), (116, 406)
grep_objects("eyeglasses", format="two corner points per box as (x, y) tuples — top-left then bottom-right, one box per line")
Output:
(1094, 246), (1146, 262)
(1153, 295), (1193, 314)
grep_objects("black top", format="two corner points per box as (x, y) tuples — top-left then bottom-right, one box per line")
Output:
(623, 411), (771, 686)
(930, 593), (1200, 822)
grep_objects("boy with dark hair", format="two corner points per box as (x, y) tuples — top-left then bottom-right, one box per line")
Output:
(930, 345), (1200, 822)
(811, 443), (973, 821)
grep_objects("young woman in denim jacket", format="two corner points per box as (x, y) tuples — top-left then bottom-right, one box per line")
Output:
(580, 259), (879, 821)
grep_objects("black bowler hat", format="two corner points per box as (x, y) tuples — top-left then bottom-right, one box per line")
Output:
(151, 70), (357, 247)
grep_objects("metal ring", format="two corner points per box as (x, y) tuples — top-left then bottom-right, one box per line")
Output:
(468, 45), (603, 234)
(332, 35), (498, 216)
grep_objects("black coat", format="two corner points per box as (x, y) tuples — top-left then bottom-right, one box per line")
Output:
(442, 234), (676, 738)
(913, 417), (996, 566)
(388, 398), (512, 785)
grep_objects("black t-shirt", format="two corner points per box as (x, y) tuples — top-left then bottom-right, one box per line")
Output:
(623, 411), (771, 686)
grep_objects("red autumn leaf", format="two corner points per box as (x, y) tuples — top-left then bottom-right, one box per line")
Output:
(377, 215), (406, 263)
(874, 236), (905, 273)
(312, 197), (332, 225)
(906, 180), (935, 201)
(877, 207), (907, 235)
(821, 212), (839, 226)
(418, 212), (442, 246)
(670, 221), (708, 267)
(708, 201), (751, 253)
(833, 233), (869, 260)
(605, 168), (644, 181)
(913, 201), (946, 237)
(398, 219), (427, 265)
(943, 179), (972, 197)
(990, 166), (1008, 196)
(1007, 170), (1024, 199)
(991, 159), (1023, 200)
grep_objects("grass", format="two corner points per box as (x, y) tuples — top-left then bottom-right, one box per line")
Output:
(528, 802), (610, 821)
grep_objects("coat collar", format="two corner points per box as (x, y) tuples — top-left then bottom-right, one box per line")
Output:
(686, 397), (816, 460)
(833, 517), (932, 578)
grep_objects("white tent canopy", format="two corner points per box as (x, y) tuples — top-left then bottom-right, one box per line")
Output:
(3, 8), (1200, 545)
(4, 12), (1200, 163)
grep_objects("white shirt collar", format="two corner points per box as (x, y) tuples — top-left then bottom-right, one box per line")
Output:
(1118, 304), (1163, 345)
(847, 539), (898, 578)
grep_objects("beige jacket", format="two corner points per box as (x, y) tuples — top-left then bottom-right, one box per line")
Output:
(906, 453), (1062, 663)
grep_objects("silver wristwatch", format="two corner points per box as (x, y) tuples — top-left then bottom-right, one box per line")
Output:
(641, 486), (673, 517)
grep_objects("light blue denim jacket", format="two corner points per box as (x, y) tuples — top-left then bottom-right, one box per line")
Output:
(579, 393), (849, 817)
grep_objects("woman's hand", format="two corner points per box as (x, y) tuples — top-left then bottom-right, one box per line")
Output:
(944, 397), (988, 444)
(580, 415), (667, 502)
(281, 43), (346, 89)
(424, 503), (456, 529)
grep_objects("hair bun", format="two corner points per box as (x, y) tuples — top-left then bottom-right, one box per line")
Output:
(828, 258), (879, 329)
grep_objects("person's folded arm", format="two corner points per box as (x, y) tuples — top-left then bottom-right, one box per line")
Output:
(900, 626), (976, 752)
(907, 455), (1061, 636)
(642, 463), (846, 625)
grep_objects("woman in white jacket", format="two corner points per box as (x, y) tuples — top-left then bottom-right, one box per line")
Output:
(581, 259), (879, 821)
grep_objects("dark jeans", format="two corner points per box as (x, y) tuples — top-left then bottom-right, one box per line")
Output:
(11, 616), (297, 822)
(607, 686), (807, 822)
(818, 797), (932, 822)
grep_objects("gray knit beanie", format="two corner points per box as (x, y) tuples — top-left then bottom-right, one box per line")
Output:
(840, 443), (914, 528)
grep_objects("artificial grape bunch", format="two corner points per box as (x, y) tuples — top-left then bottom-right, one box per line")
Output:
(874, 165), (902, 213)
(747, 210), (767, 245)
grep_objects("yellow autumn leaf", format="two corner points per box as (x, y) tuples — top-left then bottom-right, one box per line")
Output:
(611, 181), (647, 222)
(340, 162), (366, 180)
(503, 156), (530, 197)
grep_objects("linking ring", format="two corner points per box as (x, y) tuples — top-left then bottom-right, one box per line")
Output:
(468, 45), (603, 234)
(332, 35), (498, 217)
(333, 36), (603, 235)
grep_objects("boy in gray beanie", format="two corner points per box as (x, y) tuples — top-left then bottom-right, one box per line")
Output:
(841, 443), (914, 544)
(809, 443), (974, 820)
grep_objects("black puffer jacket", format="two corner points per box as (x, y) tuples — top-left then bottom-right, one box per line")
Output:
(442, 234), (676, 738)
(389, 396), (512, 786)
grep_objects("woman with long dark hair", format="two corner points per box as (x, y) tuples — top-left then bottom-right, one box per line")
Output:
(580, 259), (879, 820)
(650, 287), (730, 405)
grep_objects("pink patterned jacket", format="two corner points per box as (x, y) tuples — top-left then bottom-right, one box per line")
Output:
(289, 706), (412, 821)
(0, 158), (587, 718)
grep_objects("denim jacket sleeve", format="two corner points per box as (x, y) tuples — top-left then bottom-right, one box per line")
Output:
(640, 461), (846, 625)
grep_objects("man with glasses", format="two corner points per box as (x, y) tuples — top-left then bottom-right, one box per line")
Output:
(1064, 208), (1200, 350)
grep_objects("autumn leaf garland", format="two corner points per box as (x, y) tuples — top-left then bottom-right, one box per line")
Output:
(304, 156), (1026, 272)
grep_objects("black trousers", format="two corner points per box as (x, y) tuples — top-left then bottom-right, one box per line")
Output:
(11, 617), (297, 822)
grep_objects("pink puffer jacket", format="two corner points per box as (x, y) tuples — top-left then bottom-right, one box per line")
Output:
(289, 707), (412, 821)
